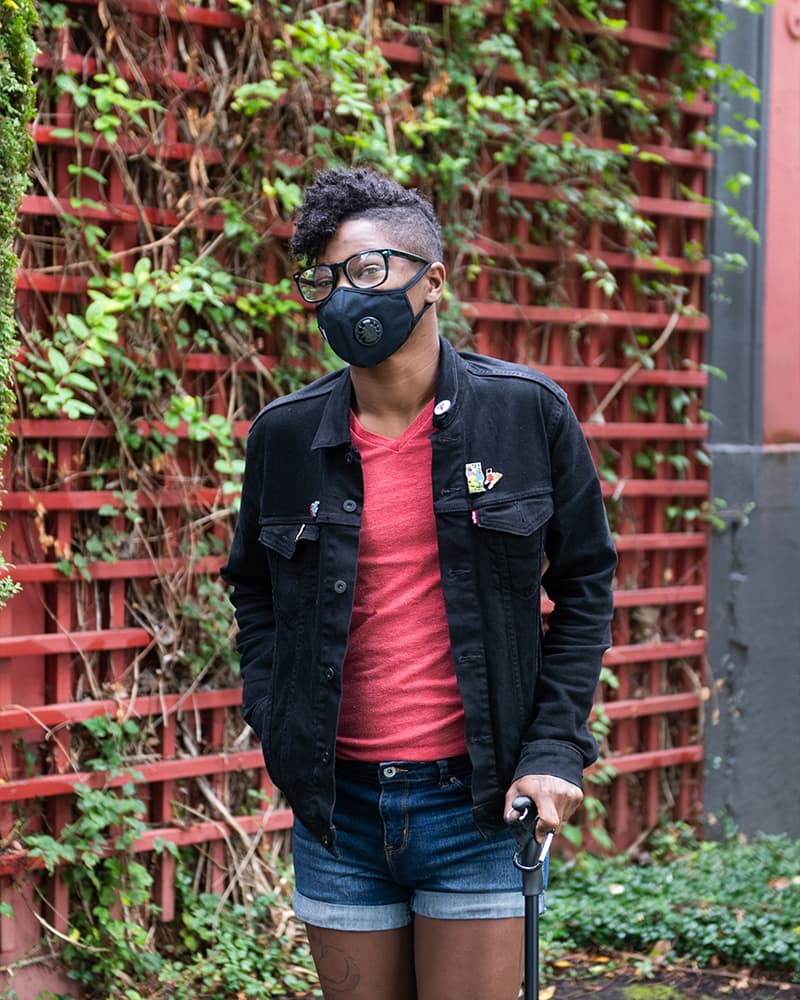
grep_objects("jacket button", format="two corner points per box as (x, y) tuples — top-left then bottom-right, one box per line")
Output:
(342, 499), (357, 513)
(320, 751), (331, 764)
(322, 832), (332, 848)
(334, 579), (347, 594)
(324, 666), (335, 681)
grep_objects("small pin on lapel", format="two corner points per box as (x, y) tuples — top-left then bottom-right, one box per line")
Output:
(485, 469), (503, 490)
(309, 500), (320, 518)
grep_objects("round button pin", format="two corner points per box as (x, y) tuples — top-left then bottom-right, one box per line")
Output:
(434, 399), (452, 416)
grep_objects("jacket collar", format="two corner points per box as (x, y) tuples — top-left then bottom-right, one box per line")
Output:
(310, 336), (462, 450)
(310, 367), (353, 450)
(431, 336), (461, 430)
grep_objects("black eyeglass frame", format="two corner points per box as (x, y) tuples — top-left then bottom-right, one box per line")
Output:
(293, 248), (430, 304)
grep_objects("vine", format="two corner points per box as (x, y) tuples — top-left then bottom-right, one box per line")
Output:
(0, 0), (37, 606)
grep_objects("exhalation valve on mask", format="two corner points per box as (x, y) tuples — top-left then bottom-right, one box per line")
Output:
(353, 315), (383, 347)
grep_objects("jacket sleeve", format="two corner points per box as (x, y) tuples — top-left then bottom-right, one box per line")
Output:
(513, 394), (617, 789)
(220, 415), (274, 740)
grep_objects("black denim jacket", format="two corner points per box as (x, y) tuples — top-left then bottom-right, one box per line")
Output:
(221, 338), (616, 853)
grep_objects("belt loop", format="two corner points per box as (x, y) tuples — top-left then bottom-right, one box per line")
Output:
(437, 757), (450, 783)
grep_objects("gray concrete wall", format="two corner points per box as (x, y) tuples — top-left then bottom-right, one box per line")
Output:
(704, 6), (800, 837)
(704, 446), (800, 836)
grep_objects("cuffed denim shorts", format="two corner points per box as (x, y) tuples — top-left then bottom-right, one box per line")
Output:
(292, 756), (544, 931)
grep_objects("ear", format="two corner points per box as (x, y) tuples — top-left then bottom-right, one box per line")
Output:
(424, 261), (447, 304)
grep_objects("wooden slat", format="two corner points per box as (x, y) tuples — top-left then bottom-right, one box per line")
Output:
(0, 689), (241, 731)
(0, 809), (294, 877)
(1, 488), (221, 511)
(601, 745), (704, 774)
(0, 749), (264, 803)
(0, 629), (150, 658)
(2, 555), (223, 585)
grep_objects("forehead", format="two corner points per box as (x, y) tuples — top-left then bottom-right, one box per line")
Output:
(319, 217), (397, 262)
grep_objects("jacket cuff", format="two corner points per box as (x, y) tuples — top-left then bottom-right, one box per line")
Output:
(513, 739), (586, 790)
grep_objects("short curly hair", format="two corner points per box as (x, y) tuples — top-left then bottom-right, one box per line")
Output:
(288, 168), (443, 265)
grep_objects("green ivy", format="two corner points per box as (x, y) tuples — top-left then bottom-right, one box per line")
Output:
(24, 718), (158, 994)
(0, 0), (37, 606)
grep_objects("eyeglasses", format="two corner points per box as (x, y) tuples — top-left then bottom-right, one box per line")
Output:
(293, 248), (430, 304)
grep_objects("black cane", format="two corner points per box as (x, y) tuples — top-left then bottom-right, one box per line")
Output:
(507, 795), (555, 1000)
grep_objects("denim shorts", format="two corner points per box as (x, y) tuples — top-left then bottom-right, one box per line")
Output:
(292, 756), (544, 931)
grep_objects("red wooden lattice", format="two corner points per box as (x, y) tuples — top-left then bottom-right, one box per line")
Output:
(2, 0), (710, 966)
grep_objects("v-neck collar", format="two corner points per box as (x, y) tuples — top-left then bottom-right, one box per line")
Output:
(350, 398), (435, 453)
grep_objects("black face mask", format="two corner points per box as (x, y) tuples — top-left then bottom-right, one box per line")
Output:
(315, 264), (432, 368)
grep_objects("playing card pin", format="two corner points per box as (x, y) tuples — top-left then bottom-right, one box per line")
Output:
(465, 462), (486, 494)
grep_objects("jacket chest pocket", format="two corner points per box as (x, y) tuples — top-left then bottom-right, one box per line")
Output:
(259, 520), (320, 623)
(473, 493), (553, 599)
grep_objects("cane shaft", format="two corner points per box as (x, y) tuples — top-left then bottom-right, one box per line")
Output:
(524, 895), (539, 1000)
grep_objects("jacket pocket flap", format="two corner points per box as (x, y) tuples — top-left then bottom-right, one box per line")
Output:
(259, 521), (320, 559)
(475, 494), (553, 536)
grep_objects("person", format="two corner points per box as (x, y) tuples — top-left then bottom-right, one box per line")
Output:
(221, 167), (617, 1000)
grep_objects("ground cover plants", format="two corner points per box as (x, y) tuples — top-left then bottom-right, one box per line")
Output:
(546, 824), (800, 982)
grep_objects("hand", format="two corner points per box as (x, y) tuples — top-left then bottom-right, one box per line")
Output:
(504, 773), (583, 842)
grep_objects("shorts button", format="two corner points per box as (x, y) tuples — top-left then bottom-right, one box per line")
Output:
(383, 766), (397, 778)
(333, 579), (347, 594)
(342, 499), (357, 512)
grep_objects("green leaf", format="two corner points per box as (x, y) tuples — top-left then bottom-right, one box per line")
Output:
(64, 371), (99, 392)
(66, 313), (90, 340)
(46, 346), (69, 378)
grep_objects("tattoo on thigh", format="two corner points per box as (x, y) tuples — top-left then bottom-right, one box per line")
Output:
(307, 927), (362, 994)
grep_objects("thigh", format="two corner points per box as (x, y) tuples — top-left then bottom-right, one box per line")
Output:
(305, 923), (417, 1000)
(413, 915), (524, 1000)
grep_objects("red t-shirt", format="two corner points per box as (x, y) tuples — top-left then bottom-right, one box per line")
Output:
(336, 400), (467, 761)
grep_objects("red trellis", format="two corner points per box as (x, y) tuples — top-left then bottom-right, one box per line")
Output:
(1, 0), (710, 970)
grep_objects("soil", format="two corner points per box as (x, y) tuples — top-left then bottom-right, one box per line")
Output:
(542, 963), (800, 999)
